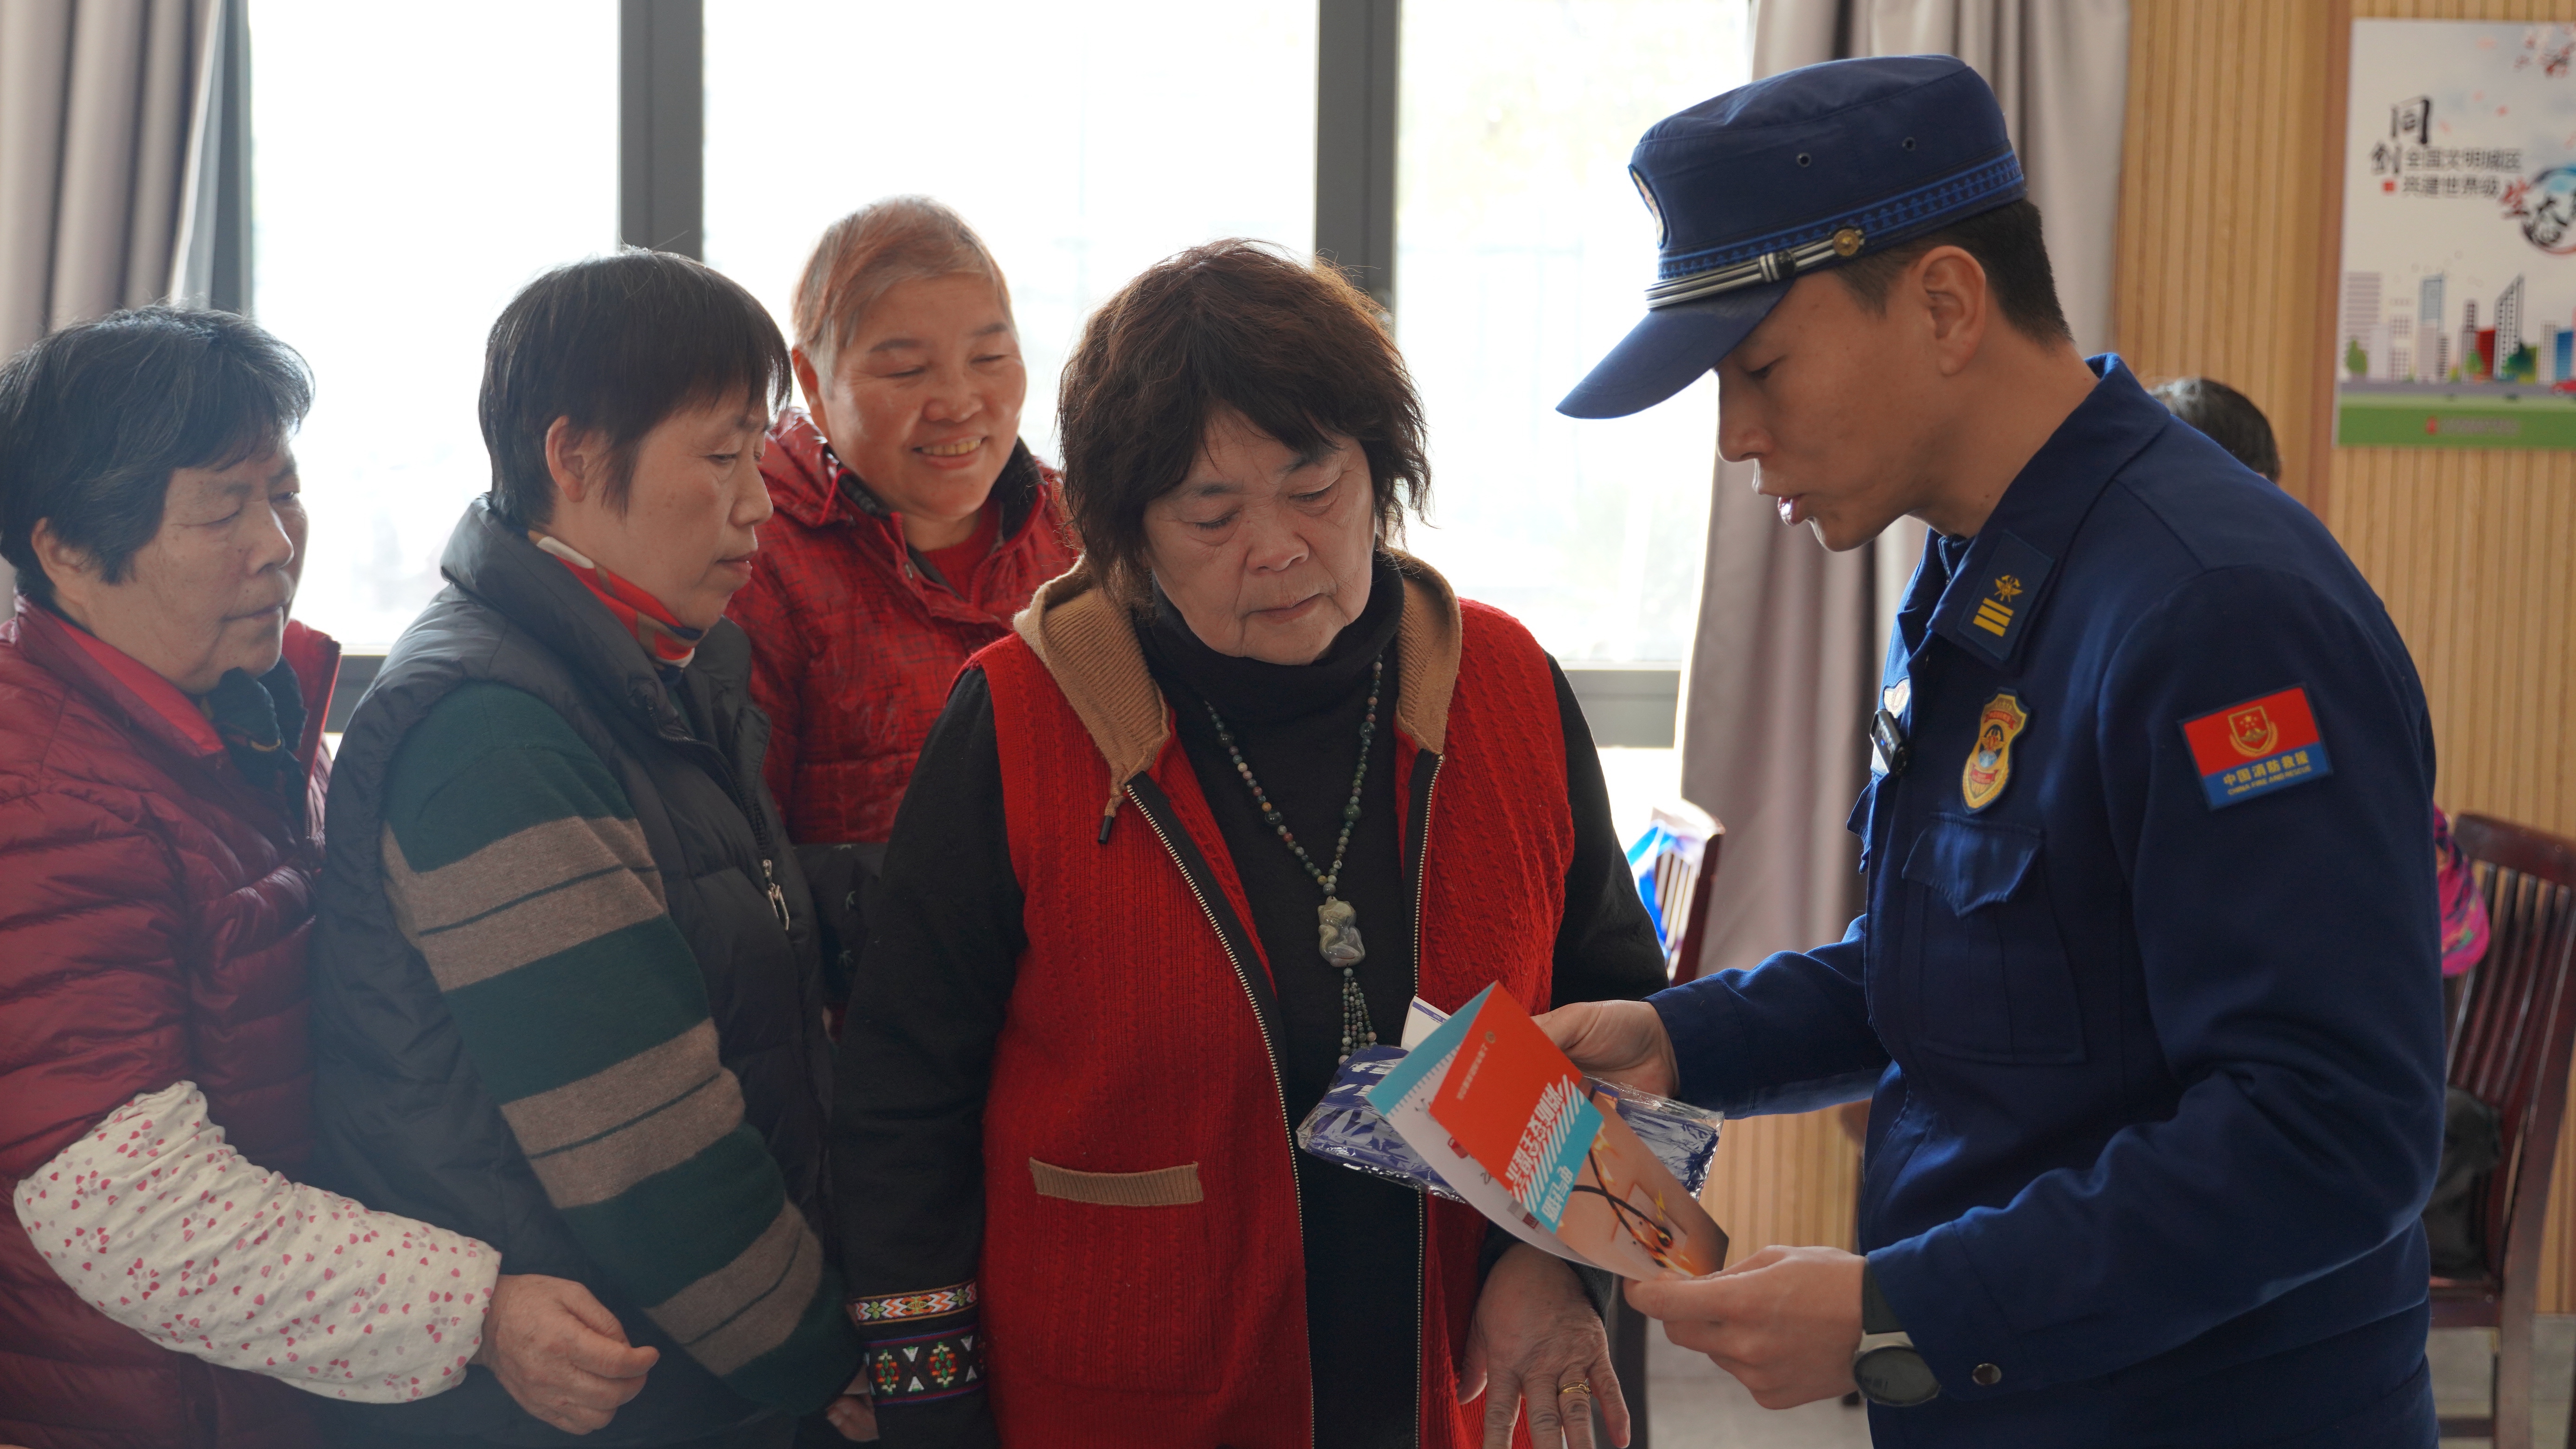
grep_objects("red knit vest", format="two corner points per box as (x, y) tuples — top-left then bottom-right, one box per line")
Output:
(976, 598), (1573, 1449)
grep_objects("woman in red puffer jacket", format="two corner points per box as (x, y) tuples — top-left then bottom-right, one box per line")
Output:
(0, 613), (341, 1447)
(0, 309), (644, 1449)
(0, 310), (341, 1449)
(728, 197), (1075, 978)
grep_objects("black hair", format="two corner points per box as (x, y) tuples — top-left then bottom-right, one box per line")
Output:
(0, 306), (313, 608)
(480, 250), (792, 527)
(2151, 376), (2281, 483)
(1832, 199), (2073, 345)
(1056, 241), (1429, 597)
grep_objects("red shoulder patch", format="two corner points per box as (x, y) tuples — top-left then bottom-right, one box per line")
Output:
(2180, 686), (2331, 810)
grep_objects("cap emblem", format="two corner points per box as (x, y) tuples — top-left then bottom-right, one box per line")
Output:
(1630, 166), (1668, 247)
(1832, 226), (1865, 258)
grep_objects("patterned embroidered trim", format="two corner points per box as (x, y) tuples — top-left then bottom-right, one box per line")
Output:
(850, 1281), (978, 1324)
(863, 1324), (986, 1405)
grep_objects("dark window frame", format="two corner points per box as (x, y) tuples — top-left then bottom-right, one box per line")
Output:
(311, 0), (1680, 744)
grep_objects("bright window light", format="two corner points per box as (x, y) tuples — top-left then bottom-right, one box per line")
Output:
(249, 0), (617, 651)
(704, 1), (1318, 461)
(1395, 0), (1750, 662)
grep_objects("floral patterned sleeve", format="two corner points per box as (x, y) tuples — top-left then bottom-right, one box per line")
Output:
(11, 1081), (500, 1402)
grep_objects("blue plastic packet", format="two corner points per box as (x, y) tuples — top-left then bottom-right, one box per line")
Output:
(1295, 1044), (1723, 1200)
(1294, 1046), (1462, 1198)
(1601, 1078), (1725, 1198)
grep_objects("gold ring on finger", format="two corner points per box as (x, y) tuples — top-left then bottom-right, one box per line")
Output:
(1558, 1379), (1592, 1397)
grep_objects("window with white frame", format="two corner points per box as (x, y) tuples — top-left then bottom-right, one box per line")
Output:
(249, 0), (618, 652)
(1391, 0), (1750, 664)
(701, 0), (1319, 459)
(247, 0), (1744, 708)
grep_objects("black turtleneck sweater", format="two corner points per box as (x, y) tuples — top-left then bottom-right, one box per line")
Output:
(1142, 557), (1427, 1447)
(834, 554), (1667, 1449)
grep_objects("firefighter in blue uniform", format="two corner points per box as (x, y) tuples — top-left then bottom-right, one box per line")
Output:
(1540, 56), (2446, 1448)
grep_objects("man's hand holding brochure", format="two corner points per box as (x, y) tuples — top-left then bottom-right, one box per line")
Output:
(1299, 982), (1728, 1280)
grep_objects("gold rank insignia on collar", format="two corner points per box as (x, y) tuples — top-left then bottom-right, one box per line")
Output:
(1962, 690), (2030, 811)
(1972, 573), (2025, 639)
(1944, 530), (2054, 665)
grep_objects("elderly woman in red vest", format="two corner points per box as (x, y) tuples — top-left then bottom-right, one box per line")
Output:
(0, 309), (650, 1448)
(830, 243), (1669, 1449)
(727, 197), (1077, 984)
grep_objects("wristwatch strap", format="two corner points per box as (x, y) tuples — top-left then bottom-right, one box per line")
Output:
(1861, 1262), (1904, 1335)
(1854, 1259), (1939, 1407)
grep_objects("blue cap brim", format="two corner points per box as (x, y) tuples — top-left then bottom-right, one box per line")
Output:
(1555, 279), (1791, 419)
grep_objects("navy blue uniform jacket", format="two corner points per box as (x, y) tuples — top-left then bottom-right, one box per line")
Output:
(1655, 359), (2446, 1446)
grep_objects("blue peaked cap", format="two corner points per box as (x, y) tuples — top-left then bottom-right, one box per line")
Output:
(1558, 55), (2025, 419)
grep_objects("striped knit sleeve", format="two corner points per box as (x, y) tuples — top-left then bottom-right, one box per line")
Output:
(379, 683), (860, 1413)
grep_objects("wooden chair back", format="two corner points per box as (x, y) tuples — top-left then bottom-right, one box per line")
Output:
(2446, 813), (2576, 1287)
(1671, 817), (1725, 986)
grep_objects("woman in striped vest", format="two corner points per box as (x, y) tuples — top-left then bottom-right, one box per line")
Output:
(309, 252), (872, 1446)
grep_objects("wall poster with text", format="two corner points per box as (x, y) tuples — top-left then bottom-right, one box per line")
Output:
(2338, 20), (2576, 448)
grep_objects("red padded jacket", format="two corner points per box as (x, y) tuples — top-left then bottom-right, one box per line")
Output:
(0, 599), (335, 1449)
(729, 408), (1077, 847)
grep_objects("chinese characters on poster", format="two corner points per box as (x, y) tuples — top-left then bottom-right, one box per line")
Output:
(2337, 21), (2576, 449)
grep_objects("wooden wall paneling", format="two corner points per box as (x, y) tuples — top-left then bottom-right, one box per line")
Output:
(2332, 0), (2576, 1313)
(1699, 1108), (1861, 1263)
(2122, 0), (2576, 1308)
(2335, 435), (2576, 850)
(2340, 442), (2576, 1312)
(2311, 0), (2354, 519)
(2549, 1101), (2576, 1315)
(2112, 0), (2338, 506)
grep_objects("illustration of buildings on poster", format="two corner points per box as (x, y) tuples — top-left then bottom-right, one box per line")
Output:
(2337, 21), (2576, 448)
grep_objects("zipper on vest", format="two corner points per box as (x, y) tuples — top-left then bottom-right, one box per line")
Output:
(759, 859), (790, 933)
(1408, 754), (1441, 1443)
(1408, 760), (1440, 984)
(1125, 779), (1316, 1448)
(691, 729), (794, 936)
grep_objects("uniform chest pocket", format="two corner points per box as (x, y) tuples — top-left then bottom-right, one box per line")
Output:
(1898, 816), (2085, 1065)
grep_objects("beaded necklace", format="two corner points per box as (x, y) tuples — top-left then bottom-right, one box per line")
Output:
(1202, 650), (1386, 1061)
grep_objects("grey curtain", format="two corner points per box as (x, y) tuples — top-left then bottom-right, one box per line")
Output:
(0, 0), (236, 597)
(0, 0), (219, 353)
(1675, 0), (2130, 978)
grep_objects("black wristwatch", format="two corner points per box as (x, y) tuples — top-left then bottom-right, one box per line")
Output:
(1851, 1262), (1940, 1407)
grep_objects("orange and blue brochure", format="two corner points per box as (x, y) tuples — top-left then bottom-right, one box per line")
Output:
(1427, 987), (1603, 1232)
(1365, 992), (1594, 1267)
(1367, 984), (1727, 1280)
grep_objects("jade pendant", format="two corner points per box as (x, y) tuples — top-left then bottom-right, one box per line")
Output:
(1318, 896), (1366, 967)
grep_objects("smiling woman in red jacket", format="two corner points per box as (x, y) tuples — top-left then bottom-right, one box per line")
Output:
(0, 309), (648, 1449)
(726, 198), (1076, 979)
